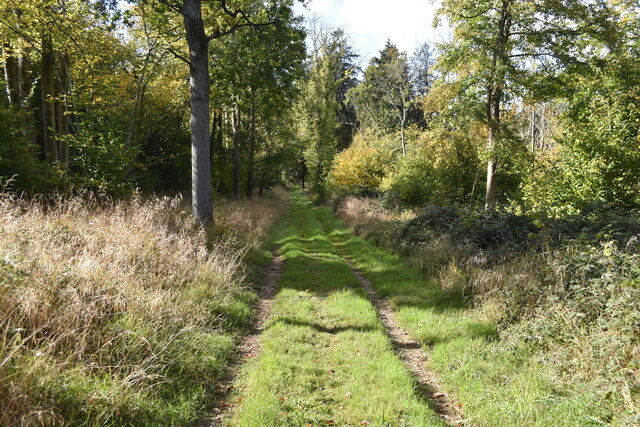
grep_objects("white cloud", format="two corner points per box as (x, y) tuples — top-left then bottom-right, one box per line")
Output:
(294, 0), (445, 62)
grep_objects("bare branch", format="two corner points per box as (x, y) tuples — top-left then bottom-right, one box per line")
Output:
(167, 47), (190, 65)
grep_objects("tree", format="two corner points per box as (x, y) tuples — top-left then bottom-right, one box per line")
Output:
(153, 0), (285, 221)
(208, 4), (305, 198)
(436, 0), (616, 208)
(410, 42), (436, 97)
(295, 23), (356, 196)
(349, 41), (412, 154)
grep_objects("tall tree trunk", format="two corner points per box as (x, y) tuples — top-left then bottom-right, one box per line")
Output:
(183, 0), (212, 222)
(485, 88), (500, 209)
(18, 51), (37, 148)
(18, 49), (32, 106)
(485, 0), (511, 209)
(41, 33), (57, 163)
(210, 109), (218, 189)
(245, 97), (256, 199)
(231, 102), (241, 198)
(2, 42), (19, 105)
(400, 108), (406, 156)
(56, 53), (70, 165)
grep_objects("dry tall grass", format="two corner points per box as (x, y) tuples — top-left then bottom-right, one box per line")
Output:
(0, 188), (288, 426)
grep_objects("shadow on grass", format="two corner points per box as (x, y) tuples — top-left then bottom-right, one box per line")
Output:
(314, 208), (499, 347)
(269, 316), (379, 334)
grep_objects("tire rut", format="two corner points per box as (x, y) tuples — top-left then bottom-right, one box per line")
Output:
(201, 253), (284, 426)
(344, 259), (466, 426)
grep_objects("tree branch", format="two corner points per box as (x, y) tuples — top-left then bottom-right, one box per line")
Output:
(167, 47), (190, 65)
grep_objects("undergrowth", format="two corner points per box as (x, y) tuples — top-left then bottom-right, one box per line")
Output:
(0, 188), (288, 426)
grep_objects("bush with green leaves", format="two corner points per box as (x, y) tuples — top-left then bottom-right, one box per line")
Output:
(328, 130), (396, 193)
(397, 204), (537, 251)
(66, 126), (139, 197)
(330, 127), (482, 207)
(523, 69), (640, 214)
(0, 106), (52, 193)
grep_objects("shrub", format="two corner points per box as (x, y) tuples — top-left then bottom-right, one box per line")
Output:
(381, 152), (439, 207)
(398, 204), (537, 251)
(0, 106), (52, 193)
(66, 127), (140, 197)
(329, 131), (395, 192)
(335, 193), (640, 420)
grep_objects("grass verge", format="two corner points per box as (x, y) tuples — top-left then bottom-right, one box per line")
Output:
(323, 201), (629, 425)
(0, 188), (288, 426)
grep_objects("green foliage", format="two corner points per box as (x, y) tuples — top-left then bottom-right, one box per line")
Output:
(524, 68), (640, 213)
(330, 125), (482, 207)
(66, 127), (139, 196)
(328, 131), (394, 192)
(348, 40), (412, 133)
(295, 28), (357, 197)
(0, 106), (51, 192)
(398, 204), (536, 251)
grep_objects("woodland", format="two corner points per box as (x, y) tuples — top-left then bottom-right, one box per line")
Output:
(0, 0), (639, 425)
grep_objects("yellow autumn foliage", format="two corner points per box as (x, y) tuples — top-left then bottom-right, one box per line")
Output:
(329, 132), (396, 191)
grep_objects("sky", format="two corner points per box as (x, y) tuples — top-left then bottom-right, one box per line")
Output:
(292, 0), (449, 64)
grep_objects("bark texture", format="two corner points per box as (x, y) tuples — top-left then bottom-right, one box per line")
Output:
(246, 99), (256, 199)
(231, 102), (241, 198)
(184, 0), (212, 222)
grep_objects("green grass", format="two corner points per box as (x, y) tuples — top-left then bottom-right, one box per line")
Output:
(315, 205), (616, 426)
(229, 191), (443, 426)
(229, 189), (620, 426)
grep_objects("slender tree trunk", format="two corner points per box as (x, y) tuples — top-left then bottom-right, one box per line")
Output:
(183, 0), (212, 222)
(18, 51), (37, 148)
(246, 97), (256, 199)
(210, 110), (224, 193)
(41, 33), (57, 163)
(18, 50), (32, 106)
(56, 53), (70, 165)
(2, 42), (19, 105)
(231, 102), (241, 198)
(484, 0), (511, 209)
(400, 110), (406, 156)
(485, 87), (500, 209)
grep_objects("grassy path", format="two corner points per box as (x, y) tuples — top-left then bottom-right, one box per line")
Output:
(226, 191), (445, 426)
(224, 189), (608, 426)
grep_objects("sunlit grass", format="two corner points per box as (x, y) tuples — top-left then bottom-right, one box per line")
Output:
(318, 201), (612, 426)
(0, 189), (289, 426)
(229, 191), (442, 426)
